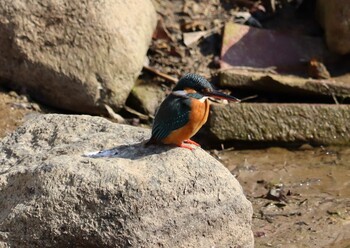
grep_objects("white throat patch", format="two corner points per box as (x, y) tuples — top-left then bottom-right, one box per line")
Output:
(172, 90), (187, 96)
(172, 90), (208, 102)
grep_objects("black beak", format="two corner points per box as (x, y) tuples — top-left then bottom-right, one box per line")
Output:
(204, 90), (241, 102)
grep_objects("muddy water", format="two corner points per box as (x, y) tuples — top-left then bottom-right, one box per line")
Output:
(217, 146), (350, 248)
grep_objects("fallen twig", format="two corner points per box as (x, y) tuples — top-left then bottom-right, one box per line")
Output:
(104, 104), (126, 123)
(240, 94), (258, 102)
(261, 211), (301, 218)
(143, 65), (178, 83)
(124, 105), (150, 120)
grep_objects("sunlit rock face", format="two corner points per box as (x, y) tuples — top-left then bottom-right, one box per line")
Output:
(0, 114), (254, 248)
(0, 0), (157, 114)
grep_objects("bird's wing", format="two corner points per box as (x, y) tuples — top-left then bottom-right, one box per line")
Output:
(151, 94), (191, 141)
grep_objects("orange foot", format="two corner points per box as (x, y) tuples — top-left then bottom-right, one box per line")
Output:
(184, 139), (201, 147)
(177, 143), (194, 151)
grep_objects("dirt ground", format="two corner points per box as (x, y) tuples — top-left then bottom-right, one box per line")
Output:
(216, 147), (350, 247)
(0, 89), (41, 138)
(0, 0), (349, 247)
(148, 0), (325, 79)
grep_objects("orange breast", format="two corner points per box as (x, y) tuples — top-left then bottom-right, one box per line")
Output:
(162, 98), (210, 145)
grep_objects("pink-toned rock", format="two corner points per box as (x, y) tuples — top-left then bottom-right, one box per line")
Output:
(221, 22), (329, 75)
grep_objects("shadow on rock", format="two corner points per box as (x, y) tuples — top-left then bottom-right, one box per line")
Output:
(83, 142), (173, 160)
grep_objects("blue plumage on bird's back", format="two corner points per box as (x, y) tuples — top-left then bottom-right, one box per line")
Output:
(150, 94), (191, 141)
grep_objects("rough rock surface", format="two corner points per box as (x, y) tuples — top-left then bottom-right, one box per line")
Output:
(220, 69), (350, 99)
(128, 82), (167, 115)
(207, 103), (350, 145)
(316, 0), (350, 55)
(0, 114), (253, 247)
(0, 0), (156, 114)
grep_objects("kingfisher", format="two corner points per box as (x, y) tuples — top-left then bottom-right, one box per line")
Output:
(147, 73), (240, 150)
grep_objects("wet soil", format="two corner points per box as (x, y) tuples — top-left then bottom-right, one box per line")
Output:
(0, 89), (40, 138)
(216, 146), (350, 247)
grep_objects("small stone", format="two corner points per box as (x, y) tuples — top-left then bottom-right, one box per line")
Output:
(128, 83), (167, 115)
(8, 91), (18, 98)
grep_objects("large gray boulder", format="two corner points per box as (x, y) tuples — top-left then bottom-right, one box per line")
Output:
(0, 0), (156, 114)
(316, 0), (350, 54)
(0, 114), (253, 247)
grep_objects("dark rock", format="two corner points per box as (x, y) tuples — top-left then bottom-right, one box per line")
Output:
(316, 0), (350, 54)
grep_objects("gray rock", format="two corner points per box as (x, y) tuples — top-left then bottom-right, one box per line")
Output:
(0, 114), (253, 247)
(128, 82), (167, 116)
(220, 69), (350, 99)
(0, 0), (157, 114)
(316, 0), (350, 54)
(207, 103), (350, 145)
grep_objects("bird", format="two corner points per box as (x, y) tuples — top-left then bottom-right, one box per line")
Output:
(147, 73), (240, 150)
